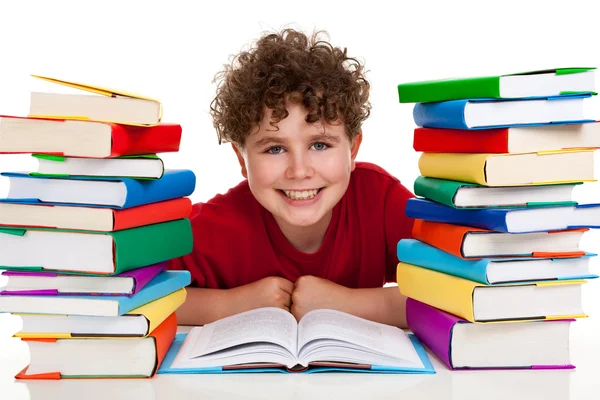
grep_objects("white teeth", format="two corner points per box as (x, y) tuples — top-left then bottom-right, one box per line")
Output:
(283, 189), (319, 200)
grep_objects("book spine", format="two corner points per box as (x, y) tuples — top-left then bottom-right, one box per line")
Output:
(122, 170), (196, 208)
(413, 176), (462, 208)
(149, 312), (178, 376)
(406, 298), (457, 369)
(413, 127), (510, 153)
(413, 100), (471, 129)
(398, 76), (500, 103)
(411, 220), (473, 259)
(112, 219), (193, 274)
(397, 262), (477, 322)
(405, 199), (510, 232)
(112, 198), (192, 231)
(397, 239), (490, 284)
(418, 153), (489, 185)
(110, 124), (182, 157)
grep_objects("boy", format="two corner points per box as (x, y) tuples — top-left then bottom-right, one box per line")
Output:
(171, 28), (415, 327)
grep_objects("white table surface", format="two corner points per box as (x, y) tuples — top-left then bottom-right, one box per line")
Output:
(2, 316), (600, 400)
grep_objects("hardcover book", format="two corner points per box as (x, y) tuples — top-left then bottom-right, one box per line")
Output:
(397, 68), (595, 103)
(406, 298), (574, 370)
(159, 307), (435, 374)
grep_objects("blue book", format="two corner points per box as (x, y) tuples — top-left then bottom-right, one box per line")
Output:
(0, 270), (191, 317)
(0, 169), (195, 209)
(406, 198), (600, 233)
(157, 308), (435, 375)
(413, 93), (594, 130)
(397, 239), (597, 284)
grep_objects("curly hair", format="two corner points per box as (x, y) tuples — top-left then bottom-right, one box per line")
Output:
(210, 28), (371, 147)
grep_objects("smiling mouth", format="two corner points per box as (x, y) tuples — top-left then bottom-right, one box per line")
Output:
(278, 188), (323, 200)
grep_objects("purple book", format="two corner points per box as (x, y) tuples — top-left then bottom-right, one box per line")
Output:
(406, 298), (575, 370)
(0, 262), (167, 297)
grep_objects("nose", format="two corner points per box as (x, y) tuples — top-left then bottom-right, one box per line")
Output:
(285, 150), (314, 180)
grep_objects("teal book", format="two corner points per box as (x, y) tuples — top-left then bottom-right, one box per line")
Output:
(414, 176), (580, 209)
(397, 239), (597, 284)
(397, 67), (595, 103)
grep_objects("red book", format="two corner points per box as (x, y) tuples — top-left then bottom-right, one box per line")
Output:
(413, 122), (600, 153)
(0, 197), (192, 231)
(0, 115), (181, 158)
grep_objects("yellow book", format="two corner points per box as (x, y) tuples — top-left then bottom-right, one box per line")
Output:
(28, 74), (162, 126)
(397, 262), (587, 322)
(15, 288), (186, 338)
(418, 150), (596, 186)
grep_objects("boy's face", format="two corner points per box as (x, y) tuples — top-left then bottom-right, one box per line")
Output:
(234, 101), (361, 230)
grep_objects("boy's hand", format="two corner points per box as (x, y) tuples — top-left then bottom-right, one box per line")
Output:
(291, 275), (350, 321)
(232, 276), (294, 312)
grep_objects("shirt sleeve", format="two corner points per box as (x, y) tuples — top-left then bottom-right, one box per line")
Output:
(167, 251), (207, 288)
(384, 180), (415, 283)
(166, 203), (207, 287)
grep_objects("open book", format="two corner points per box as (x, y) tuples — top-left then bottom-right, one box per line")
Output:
(160, 307), (434, 374)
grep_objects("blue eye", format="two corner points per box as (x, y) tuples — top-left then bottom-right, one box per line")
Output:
(267, 146), (284, 154)
(312, 142), (329, 151)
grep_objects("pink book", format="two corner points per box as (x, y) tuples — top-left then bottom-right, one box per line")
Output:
(406, 298), (575, 370)
(0, 262), (167, 297)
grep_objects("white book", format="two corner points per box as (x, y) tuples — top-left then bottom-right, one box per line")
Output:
(167, 307), (431, 373)
(450, 320), (571, 368)
(33, 155), (165, 179)
(29, 92), (161, 126)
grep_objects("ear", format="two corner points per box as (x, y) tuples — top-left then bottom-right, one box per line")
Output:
(350, 131), (363, 172)
(232, 143), (248, 179)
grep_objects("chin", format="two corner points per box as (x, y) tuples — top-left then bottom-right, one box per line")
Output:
(281, 213), (324, 228)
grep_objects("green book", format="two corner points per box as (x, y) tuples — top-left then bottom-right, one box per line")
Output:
(414, 176), (579, 209)
(397, 68), (595, 103)
(0, 218), (193, 274)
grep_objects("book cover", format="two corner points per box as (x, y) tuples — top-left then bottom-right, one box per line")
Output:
(413, 176), (579, 209)
(412, 94), (594, 130)
(15, 311), (177, 379)
(411, 219), (587, 259)
(405, 198), (600, 233)
(418, 151), (595, 187)
(28, 74), (163, 126)
(406, 298), (575, 370)
(397, 68), (595, 103)
(14, 288), (186, 338)
(0, 261), (168, 296)
(396, 262), (587, 322)
(396, 239), (596, 284)
(0, 169), (196, 209)
(0, 219), (193, 275)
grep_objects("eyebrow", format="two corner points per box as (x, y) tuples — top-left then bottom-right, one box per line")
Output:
(252, 133), (342, 148)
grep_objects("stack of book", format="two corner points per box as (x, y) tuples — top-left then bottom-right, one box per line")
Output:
(396, 68), (600, 370)
(0, 75), (195, 379)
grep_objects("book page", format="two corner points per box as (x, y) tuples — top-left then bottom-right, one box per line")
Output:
(297, 309), (422, 366)
(187, 307), (298, 358)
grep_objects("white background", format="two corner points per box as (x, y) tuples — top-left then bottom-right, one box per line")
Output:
(1, 0), (600, 397)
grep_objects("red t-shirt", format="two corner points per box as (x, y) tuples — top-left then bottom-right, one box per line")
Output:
(170, 162), (415, 289)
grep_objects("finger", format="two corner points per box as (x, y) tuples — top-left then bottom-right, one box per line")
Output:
(280, 279), (295, 295)
(281, 304), (291, 313)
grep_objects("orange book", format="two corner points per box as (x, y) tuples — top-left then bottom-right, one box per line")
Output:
(16, 312), (177, 379)
(412, 219), (587, 259)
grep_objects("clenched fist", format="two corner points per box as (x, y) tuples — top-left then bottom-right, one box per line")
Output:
(233, 276), (294, 312)
(291, 275), (350, 321)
